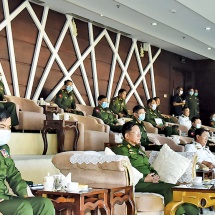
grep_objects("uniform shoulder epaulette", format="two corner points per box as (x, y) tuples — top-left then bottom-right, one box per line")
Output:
(127, 144), (131, 148)
(117, 144), (123, 147)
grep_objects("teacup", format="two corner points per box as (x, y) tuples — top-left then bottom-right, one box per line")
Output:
(193, 176), (202, 185)
(67, 182), (79, 192)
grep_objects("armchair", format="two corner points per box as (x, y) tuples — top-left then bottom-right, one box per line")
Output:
(4, 95), (46, 131)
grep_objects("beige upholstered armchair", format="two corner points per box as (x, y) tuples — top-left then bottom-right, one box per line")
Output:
(67, 114), (110, 151)
(76, 104), (94, 116)
(4, 95), (46, 131)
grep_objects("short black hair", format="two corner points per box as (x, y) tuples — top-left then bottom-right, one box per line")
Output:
(118, 89), (126, 95)
(194, 128), (208, 141)
(191, 116), (200, 123)
(0, 108), (10, 122)
(133, 105), (145, 113)
(147, 98), (155, 105)
(153, 97), (160, 100)
(121, 121), (136, 138)
(188, 87), (194, 91)
(182, 106), (189, 111)
(98, 95), (107, 101)
(64, 80), (73, 85)
(176, 86), (182, 91)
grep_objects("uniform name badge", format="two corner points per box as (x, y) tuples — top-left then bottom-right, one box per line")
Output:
(0, 149), (10, 158)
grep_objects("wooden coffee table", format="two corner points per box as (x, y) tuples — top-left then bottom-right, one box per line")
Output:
(165, 185), (215, 215)
(89, 183), (135, 215)
(37, 189), (110, 215)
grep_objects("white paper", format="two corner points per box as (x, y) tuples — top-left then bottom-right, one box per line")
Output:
(154, 118), (163, 125)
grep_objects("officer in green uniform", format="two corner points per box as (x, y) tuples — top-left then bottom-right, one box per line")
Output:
(209, 113), (215, 128)
(145, 98), (179, 136)
(92, 95), (122, 132)
(0, 108), (55, 215)
(109, 89), (131, 118)
(194, 89), (200, 117)
(131, 105), (161, 151)
(113, 121), (199, 215)
(0, 78), (19, 127)
(55, 80), (84, 115)
(185, 88), (199, 120)
(188, 117), (202, 138)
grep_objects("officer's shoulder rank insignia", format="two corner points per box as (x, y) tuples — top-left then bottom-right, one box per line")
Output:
(59, 94), (62, 98)
(0, 149), (10, 158)
(95, 108), (100, 112)
(127, 144), (131, 148)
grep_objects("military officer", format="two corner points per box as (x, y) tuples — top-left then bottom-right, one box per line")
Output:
(113, 121), (199, 215)
(109, 89), (131, 118)
(132, 105), (161, 150)
(172, 86), (185, 116)
(55, 80), (84, 115)
(0, 108), (55, 215)
(209, 113), (215, 128)
(178, 107), (192, 129)
(188, 117), (201, 138)
(145, 98), (179, 136)
(194, 89), (200, 117)
(92, 95), (122, 132)
(185, 128), (215, 169)
(185, 88), (199, 119)
(0, 76), (19, 127)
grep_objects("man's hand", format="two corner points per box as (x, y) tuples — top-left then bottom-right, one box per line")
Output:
(202, 161), (215, 169)
(144, 173), (160, 183)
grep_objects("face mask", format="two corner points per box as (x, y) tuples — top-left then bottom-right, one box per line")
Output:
(179, 90), (183, 95)
(194, 92), (198, 96)
(189, 92), (194, 96)
(101, 102), (108, 109)
(151, 104), (157, 110)
(0, 130), (11, 146)
(138, 113), (145, 121)
(66, 85), (73, 92)
(196, 123), (201, 129)
(0, 76), (2, 81)
(213, 117), (215, 121)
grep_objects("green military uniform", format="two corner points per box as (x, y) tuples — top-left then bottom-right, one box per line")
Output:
(155, 107), (174, 123)
(55, 89), (83, 115)
(92, 105), (122, 132)
(0, 82), (19, 126)
(185, 95), (199, 119)
(0, 144), (54, 215)
(113, 140), (199, 214)
(145, 107), (179, 136)
(109, 96), (130, 118)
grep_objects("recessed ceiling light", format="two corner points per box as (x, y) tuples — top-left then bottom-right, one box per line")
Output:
(205, 27), (211, 30)
(208, 47), (212, 50)
(100, 14), (104, 17)
(151, 23), (157, 26)
(171, 9), (176, 13)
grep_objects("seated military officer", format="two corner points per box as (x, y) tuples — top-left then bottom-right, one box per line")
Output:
(92, 95), (122, 133)
(54, 80), (84, 116)
(188, 116), (201, 138)
(0, 108), (55, 215)
(145, 98), (179, 136)
(0, 74), (18, 127)
(109, 89), (131, 118)
(185, 128), (215, 169)
(209, 113), (215, 128)
(113, 121), (199, 215)
(178, 107), (192, 129)
(131, 105), (161, 151)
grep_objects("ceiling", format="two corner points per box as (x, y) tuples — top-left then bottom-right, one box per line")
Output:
(31, 0), (215, 60)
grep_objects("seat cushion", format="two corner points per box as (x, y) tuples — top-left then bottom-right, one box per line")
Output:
(135, 192), (164, 212)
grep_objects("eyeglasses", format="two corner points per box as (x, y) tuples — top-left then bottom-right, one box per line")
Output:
(129, 131), (142, 136)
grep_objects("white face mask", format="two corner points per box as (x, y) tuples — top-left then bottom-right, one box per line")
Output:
(0, 130), (11, 146)
(179, 90), (183, 95)
(196, 123), (201, 129)
(151, 104), (157, 110)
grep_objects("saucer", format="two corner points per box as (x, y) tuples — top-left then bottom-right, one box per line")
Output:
(65, 188), (81, 193)
(192, 182), (203, 187)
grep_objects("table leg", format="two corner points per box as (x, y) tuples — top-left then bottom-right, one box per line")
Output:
(41, 127), (48, 155)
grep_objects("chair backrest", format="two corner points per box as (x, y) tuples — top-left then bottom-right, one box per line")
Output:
(76, 104), (94, 116)
(143, 121), (158, 133)
(5, 95), (42, 113)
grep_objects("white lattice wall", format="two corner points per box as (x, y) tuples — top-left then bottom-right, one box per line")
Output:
(0, 0), (161, 106)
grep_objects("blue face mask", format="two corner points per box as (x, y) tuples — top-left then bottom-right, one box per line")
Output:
(194, 92), (198, 96)
(101, 102), (108, 109)
(138, 113), (145, 121)
(189, 92), (194, 96)
(66, 85), (73, 92)
(212, 117), (215, 121)
(151, 104), (157, 111)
